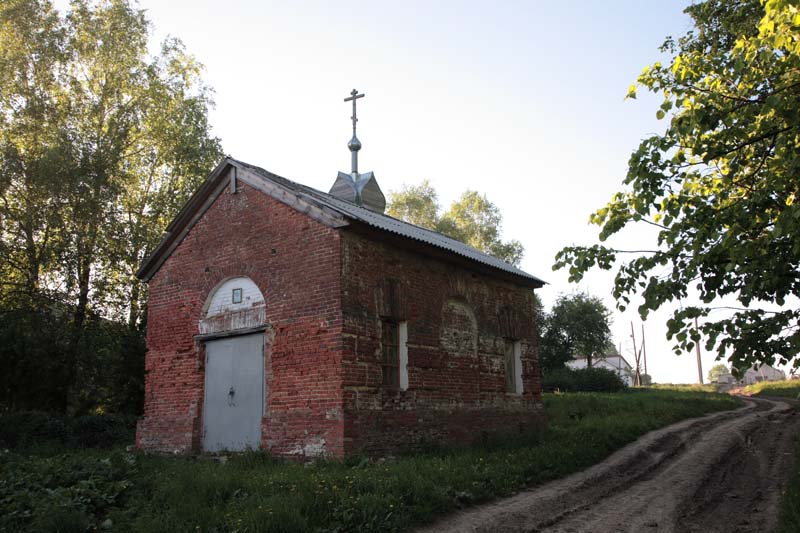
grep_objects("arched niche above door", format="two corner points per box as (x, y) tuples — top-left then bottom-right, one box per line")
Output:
(200, 277), (266, 336)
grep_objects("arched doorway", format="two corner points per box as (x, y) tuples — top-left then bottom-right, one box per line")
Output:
(200, 277), (266, 452)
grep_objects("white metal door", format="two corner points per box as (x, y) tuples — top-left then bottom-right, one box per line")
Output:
(203, 333), (264, 452)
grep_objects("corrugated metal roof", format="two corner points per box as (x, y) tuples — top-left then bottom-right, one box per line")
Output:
(232, 158), (544, 286)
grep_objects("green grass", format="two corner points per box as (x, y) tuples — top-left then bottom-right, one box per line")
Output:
(740, 379), (800, 399)
(0, 390), (740, 532)
(777, 434), (800, 533)
(649, 383), (719, 393)
(746, 380), (800, 533)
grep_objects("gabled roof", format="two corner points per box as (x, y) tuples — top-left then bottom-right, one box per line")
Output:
(137, 157), (545, 287)
(602, 354), (633, 371)
(572, 354), (633, 371)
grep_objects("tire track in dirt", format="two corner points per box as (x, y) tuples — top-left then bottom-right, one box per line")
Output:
(419, 397), (799, 533)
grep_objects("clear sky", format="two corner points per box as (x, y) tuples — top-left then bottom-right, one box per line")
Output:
(55, 0), (757, 383)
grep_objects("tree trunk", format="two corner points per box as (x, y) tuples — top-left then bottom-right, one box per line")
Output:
(128, 278), (140, 329)
(22, 211), (40, 301)
(65, 241), (93, 414)
(24, 236), (40, 300)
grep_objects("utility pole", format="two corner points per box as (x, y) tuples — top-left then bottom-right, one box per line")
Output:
(631, 321), (641, 386)
(695, 317), (704, 384)
(641, 324), (648, 382)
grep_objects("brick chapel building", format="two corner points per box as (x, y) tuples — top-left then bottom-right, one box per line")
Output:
(136, 106), (545, 456)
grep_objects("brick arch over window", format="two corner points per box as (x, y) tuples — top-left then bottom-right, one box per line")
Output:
(440, 297), (478, 357)
(375, 278), (405, 320)
(199, 276), (266, 335)
(498, 305), (520, 339)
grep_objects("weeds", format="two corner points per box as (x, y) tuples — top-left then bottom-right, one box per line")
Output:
(1, 390), (740, 532)
(776, 435), (800, 533)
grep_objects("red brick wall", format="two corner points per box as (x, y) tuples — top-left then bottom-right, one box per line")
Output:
(136, 174), (344, 456)
(339, 231), (545, 455)
(138, 169), (544, 458)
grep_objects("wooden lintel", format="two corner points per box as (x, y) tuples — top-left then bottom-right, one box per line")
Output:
(193, 324), (269, 342)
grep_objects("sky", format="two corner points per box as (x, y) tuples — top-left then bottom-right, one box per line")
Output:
(52, 0), (773, 383)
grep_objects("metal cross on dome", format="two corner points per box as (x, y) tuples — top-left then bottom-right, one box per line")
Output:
(344, 88), (364, 134)
(344, 88), (365, 174)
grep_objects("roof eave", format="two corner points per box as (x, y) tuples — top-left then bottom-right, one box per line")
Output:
(344, 220), (544, 289)
(137, 158), (350, 282)
(137, 157), (546, 289)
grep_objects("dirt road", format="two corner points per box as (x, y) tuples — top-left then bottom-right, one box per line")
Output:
(420, 397), (799, 533)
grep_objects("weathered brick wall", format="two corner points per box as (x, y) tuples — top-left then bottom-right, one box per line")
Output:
(339, 230), (545, 456)
(137, 173), (344, 456)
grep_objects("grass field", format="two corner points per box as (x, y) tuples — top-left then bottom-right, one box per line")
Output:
(739, 379), (800, 399)
(777, 435), (800, 533)
(742, 379), (800, 533)
(0, 390), (740, 532)
(749, 380), (800, 533)
(649, 383), (719, 393)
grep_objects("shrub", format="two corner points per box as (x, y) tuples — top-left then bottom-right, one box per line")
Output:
(0, 301), (145, 416)
(0, 411), (135, 450)
(542, 367), (626, 393)
(0, 449), (138, 532)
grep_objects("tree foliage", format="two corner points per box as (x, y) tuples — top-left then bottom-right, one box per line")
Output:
(387, 180), (524, 266)
(707, 363), (729, 382)
(0, 0), (222, 413)
(554, 0), (800, 373)
(539, 292), (614, 372)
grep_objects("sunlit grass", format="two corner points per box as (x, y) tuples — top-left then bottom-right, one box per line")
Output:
(649, 383), (718, 393)
(740, 380), (800, 399)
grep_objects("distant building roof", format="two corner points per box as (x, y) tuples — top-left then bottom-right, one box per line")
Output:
(570, 354), (633, 371)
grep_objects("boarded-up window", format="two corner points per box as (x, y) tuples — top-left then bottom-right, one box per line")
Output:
(505, 340), (523, 394)
(382, 321), (399, 387)
(382, 321), (409, 389)
(378, 278), (403, 320)
(399, 322), (409, 391)
(498, 306), (515, 339)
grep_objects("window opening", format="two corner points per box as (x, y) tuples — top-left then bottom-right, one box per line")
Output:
(505, 340), (523, 394)
(231, 288), (243, 304)
(382, 321), (399, 387)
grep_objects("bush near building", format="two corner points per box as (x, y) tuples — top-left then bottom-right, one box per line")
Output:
(542, 367), (627, 393)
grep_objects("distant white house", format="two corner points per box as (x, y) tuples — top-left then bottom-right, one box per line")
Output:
(713, 370), (737, 385)
(567, 354), (634, 386)
(742, 364), (786, 385)
(711, 364), (786, 385)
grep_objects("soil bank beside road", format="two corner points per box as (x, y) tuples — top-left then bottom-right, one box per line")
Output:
(420, 397), (799, 533)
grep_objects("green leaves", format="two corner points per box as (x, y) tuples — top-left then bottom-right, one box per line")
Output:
(0, 0), (222, 313)
(385, 180), (440, 229)
(387, 183), (525, 266)
(0, 0), (222, 410)
(554, 0), (800, 374)
(553, 245), (616, 284)
(539, 292), (614, 372)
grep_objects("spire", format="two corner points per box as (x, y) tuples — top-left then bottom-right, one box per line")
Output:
(344, 88), (364, 175)
(329, 88), (386, 213)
